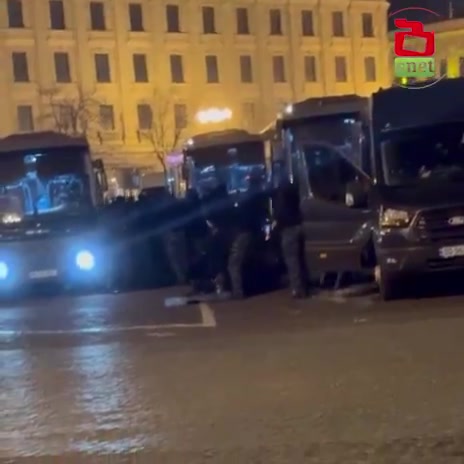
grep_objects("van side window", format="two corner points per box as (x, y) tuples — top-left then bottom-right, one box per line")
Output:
(304, 144), (363, 204)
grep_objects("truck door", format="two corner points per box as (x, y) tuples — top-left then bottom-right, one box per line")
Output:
(298, 144), (374, 273)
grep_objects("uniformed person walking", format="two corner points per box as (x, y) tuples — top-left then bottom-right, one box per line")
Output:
(273, 180), (307, 298)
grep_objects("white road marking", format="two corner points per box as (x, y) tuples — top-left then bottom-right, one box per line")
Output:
(0, 303), (217, 337)
(147, 331), (176, 337)
(199, 302), (216, 327)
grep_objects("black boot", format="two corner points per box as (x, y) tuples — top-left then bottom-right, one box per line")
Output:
(291, 288), (307, 299)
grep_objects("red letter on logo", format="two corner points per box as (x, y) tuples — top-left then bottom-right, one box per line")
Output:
(394, 18), (435, 57)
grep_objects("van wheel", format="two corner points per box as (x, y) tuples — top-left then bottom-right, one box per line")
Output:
(376, 266), (401, 301)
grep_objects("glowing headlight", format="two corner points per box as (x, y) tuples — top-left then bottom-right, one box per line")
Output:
(0, 261), (9, 280)
(2, 213), (22, 224)
(380, 208), (411, 228)
(75, 250), (95, 271)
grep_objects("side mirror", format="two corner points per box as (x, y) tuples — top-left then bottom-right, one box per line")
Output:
(345, 180), (368, 208)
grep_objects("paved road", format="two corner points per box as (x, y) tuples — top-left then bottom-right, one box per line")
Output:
(3, 287), (464, 462)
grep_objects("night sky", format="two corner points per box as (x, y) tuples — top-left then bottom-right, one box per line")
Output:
(388, 0), (464, 28)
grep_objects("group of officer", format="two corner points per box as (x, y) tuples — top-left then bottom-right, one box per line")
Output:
(161, 177), (310, 300)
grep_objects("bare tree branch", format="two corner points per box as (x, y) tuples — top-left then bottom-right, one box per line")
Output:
(140, 88), (187, 173)
(38, 86), (101, 137)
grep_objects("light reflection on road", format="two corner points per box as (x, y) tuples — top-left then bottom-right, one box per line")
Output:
(0, 343), (165, 457)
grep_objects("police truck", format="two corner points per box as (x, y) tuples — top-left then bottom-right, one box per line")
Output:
(275, 78), (464, 299)
(0, 131), (109, 294)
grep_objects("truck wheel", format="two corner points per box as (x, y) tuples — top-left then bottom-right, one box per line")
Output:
(376, 266), (401, 301)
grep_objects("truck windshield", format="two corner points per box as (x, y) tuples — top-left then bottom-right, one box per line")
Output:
(186, 141), (266, 195)
(194, 164), (266, 195)
(290, 115), (366, 171)
(0, 147), (91, 222)
(381, 122), (464, 186)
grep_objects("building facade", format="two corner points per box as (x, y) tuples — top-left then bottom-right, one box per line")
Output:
(0, 0), (390, 171)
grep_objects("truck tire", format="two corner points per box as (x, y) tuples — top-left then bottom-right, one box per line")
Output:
(376, 266), (402, 301)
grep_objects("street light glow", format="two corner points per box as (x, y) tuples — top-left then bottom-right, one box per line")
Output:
(196, 107), (232, 124)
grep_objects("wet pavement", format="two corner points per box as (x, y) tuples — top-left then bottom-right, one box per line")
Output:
(3, 288), (464, 462)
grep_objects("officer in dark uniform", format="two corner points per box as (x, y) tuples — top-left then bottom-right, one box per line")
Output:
(273, 180), (307, 298)
(164, 194), (189, 285)
(227, 208), (251, 298)
(228, 176), (267, 298)
(202, 183), (233, 294)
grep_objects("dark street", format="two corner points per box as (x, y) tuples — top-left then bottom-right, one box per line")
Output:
(3, 289), (464, 462)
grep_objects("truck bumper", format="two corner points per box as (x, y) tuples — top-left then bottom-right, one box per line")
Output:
(377, 237), (464, 275)
(0, 234), (108, 294)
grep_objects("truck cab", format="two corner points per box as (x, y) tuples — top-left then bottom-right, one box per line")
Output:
(0, 131), (108, 293)
(370, 79), (464, 299)
(182, 129), (267, 196)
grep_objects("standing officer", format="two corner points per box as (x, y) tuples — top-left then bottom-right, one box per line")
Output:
(273, 180), (307, 298)
(227, 176), (268, 298)
(201, 183), (233, 294)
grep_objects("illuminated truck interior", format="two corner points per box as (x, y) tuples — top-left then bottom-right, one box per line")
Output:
(0, 132), (105, 225)
(0, 151), (88, 222)
(183, 130), (267, 196)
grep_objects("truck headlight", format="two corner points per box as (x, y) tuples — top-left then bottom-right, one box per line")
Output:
(75, 250), (95, 271)
(2, 213), (21, 224)
(0, 261), (9, 280)
(380, 208), (411, 228)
